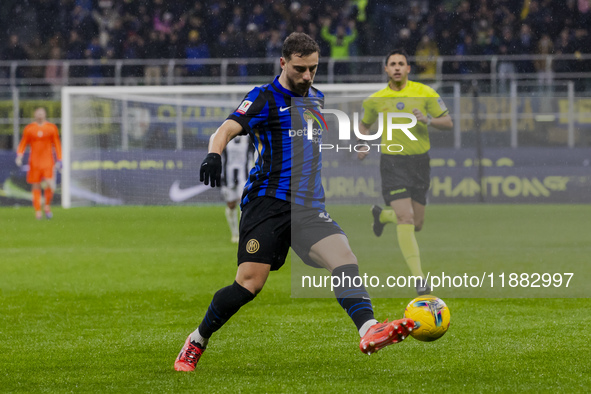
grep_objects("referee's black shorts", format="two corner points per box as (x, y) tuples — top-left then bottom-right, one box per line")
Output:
(237, 196), (344, 271)
(380, 152), (431, 206)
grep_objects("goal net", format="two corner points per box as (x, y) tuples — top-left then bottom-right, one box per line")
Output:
(60, 84), (389, 208)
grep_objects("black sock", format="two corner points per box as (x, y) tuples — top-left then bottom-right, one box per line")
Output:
(198, 281), (256, 339)
(332, 264), (376, 331)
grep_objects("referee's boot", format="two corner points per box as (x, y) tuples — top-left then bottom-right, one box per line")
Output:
(371, 205), (386, 237)
(416, 278), (431, 296)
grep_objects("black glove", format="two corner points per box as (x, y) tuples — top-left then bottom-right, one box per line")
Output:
(200, 153), (222, 187)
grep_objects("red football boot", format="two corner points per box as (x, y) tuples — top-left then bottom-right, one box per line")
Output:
(360, 318), (415, 355)
(174, 335), (205, 371)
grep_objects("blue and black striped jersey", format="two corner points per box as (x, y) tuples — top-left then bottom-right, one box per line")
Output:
(228, 76), (326, 209)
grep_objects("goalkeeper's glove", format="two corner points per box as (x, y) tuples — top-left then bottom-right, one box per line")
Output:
(15, 155), (23, 167)
(199, 153), (222, 187)
(54, 160), (62, 171)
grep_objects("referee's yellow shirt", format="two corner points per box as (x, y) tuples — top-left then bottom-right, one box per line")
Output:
(361, 80), (449, 155)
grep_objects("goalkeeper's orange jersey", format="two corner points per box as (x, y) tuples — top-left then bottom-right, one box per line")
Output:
(17, 121), (62, 168)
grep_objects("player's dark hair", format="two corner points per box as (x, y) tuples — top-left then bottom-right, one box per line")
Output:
(282, 32), (320, 60)
(385, 48), (410, 65)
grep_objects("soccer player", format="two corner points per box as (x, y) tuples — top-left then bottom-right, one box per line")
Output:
(15, 107), (62, 220)
(174, 33), (415, 372)
(357, 48), (453, 295)
(221, 135), (255, 243)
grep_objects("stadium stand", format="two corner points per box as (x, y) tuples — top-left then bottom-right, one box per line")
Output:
(0, 0), (589, 86)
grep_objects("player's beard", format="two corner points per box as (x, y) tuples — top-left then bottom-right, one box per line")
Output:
(289, 78), (312, 96)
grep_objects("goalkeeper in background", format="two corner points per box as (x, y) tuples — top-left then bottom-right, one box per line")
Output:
(16, 107), (62, 220)
(357, 48), (453, 295)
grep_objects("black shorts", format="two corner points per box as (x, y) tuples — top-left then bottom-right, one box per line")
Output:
(380, 153), (430, 206)
(237, 197), (344, 271)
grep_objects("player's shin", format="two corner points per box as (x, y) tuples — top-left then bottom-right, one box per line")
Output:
(195, 281), (255, 346)
(32, 189), (42, 212)
(44, 188), (54, 208)
(332, 264), (378, 336)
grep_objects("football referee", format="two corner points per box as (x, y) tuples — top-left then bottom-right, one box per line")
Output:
(357, 48), (453, 295)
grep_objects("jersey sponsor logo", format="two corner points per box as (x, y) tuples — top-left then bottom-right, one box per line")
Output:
(279, 106), (292, 112)
(246, 239), (260, 254)
(318, 211), (333, 222)
(236, 100), (253, 114)
(389, 188), (407, 195)
(38, 131), (44, 137)
(169, 180), (211, 202)
(396, 102), (405, 110)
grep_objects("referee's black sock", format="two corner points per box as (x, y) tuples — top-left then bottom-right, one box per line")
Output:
(197, 281), (256, 340)
(332, 264), (376, 332)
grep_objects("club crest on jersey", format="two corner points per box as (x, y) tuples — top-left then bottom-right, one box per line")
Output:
(396, 102), (405, 110)
(236, 100), (253, 114)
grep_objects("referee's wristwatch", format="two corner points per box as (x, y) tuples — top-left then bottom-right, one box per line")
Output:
(426, 114), (432, 126)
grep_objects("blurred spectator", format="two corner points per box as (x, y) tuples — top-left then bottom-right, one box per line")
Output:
(92, 5), (118, 48)
(153, 11), (173, 35)
(321, 19), (357, 59)
(321, 19), (357, 79)
(407, 3), (424, 25)
(554, 28), (575, 73)
(534, 34), (554, 85)
(85, 37), (104, 81)
(231, 6), (246, 32)
(406, 21), (422, 56)
(45, 47), (65, 86)
(109, 18), (127, 59)
(34, 0), (60, 39)
(456, 35), (478, 75)
(185, 30), (210, 77)
(24, 36), (48, 80)
(266, 30), (283, 59)
(122, 33), (145, 80)
(66, 31), (86, 79)
(71, 5), (98, 42)
(3, 35), (28, 62)
(395, 28), (414, 55)
(415, 35), (439, 80)
(574, 28), (591, 53)
(516, 25), (536, 73)
(214, 30), (241, 59)
(144, 31), (167, 85)
(248, 4), (268, 31)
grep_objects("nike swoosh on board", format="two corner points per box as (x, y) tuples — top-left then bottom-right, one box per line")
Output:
(169, 180), (211, 202)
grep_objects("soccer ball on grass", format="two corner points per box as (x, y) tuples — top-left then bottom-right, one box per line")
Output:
(404, 295), (450, 342)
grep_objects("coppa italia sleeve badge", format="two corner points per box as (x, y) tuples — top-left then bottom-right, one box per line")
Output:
(237, 100), (253, 114)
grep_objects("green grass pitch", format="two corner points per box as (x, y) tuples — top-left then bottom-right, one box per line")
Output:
(1, 204), (590, 392)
